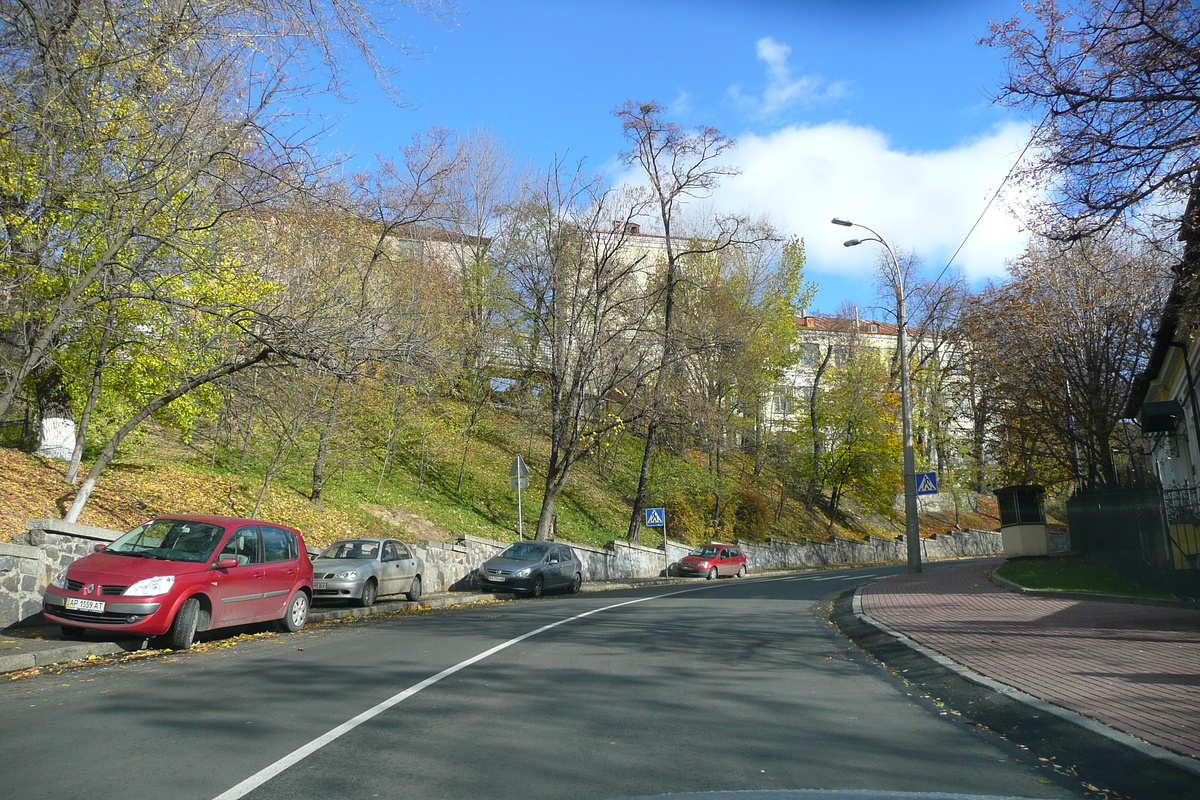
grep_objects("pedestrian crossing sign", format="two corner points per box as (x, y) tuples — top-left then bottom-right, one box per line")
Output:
(645, 508), (665, 527)
(916, 472), (938, 495)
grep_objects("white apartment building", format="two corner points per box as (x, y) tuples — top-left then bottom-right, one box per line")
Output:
(767, 313), (975, 473)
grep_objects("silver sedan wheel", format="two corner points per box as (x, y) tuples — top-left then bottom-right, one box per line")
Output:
(358, 579), (377, 608)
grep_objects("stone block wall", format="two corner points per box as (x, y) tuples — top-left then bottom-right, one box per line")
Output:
(0, 541), (46, 627)
(418, 535), (505, 592)
(731, 529), (1003, 572)
(3, 519), (124, 627)
(1049, 530), (1072, 552)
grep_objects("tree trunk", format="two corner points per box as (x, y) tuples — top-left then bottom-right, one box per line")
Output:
(34, 366), (74, 462)
(65, 348), (272, 522)
(805, 348), (833, 505)
(626, 420), (658, 543)
(535, 469), (572, 540)
(311, 378), (344, 502)
(67, 310), (117, 484)
(457, 400), (483, 494)
(374, 385), (408, 500)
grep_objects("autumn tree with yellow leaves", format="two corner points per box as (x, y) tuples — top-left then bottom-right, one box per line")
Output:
(0, 0), (453, 519)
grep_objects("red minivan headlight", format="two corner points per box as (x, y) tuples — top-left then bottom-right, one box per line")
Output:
(124, 575), (176, 596)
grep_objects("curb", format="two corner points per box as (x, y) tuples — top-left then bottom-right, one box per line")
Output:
(988, 571), (1200, 609)
(0, 635), (144, 673)
(0, 575), (689, 676)
(833, 585), (1200, 798)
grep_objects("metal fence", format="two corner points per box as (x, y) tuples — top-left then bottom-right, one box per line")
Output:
(1163, 481), (1200, 522)
(1067, 476), (1200, 599)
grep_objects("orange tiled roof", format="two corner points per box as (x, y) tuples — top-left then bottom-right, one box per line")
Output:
(795, 314), (898, 336)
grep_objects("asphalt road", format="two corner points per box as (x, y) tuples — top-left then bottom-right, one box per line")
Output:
(0, 565), (1088, 800)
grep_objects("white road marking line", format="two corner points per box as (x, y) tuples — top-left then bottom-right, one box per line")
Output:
(211, 581), (746, 800)
(811, 573), (880, 581)
(762, 572), (880, 583)
(213, 570), (854, 800)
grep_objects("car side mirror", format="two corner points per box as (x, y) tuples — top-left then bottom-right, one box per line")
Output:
(94, 543), (107, 552)
(214, 557), (239, 569)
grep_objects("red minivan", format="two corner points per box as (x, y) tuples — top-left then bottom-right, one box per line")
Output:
(672, 543), (748, 579)
(42, 515), (313, 650)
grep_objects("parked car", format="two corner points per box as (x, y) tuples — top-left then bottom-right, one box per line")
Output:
(672, 543), (747, 579)
(476, 541), (583, 597)
(42, 515), (313, 650)
(311, 537), (424, 606)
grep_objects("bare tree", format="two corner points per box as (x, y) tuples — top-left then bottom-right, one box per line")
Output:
(499, 162), (657, 540)
(305, 132), (461, 501)
(614, 100), (762, 543)
(987, 1), (1200, 257)
(434, 129), (524, 493)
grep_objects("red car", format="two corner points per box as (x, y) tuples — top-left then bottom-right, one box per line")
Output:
(42, 515), (313, 650)
(672, 543), (748, 579)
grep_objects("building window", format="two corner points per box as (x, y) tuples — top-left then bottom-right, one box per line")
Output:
(772, 387), (794, 415)
(799, 343), (823, 367)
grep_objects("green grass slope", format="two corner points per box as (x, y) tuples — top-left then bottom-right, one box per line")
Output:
(1, 401), (999, 551)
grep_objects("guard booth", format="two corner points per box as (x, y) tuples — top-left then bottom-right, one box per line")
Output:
(995, 484), (1050, 557)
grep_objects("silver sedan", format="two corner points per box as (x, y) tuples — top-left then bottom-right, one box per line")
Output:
(311, 538), (424, 607)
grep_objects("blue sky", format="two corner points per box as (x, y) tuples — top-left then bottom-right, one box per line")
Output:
(309, 0), (1037, 319)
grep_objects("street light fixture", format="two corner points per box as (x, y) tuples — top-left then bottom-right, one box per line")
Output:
(830, 217), (922, 573)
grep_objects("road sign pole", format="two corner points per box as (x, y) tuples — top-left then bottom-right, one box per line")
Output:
(645, 507), (668, 575)
(663, 519), (669, 577)
(510, 455), (531, 540)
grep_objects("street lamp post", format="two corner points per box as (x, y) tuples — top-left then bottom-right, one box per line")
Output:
(831, 217), (922, 573)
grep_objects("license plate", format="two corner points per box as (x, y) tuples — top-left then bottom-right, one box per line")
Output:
(489, 575), (506, 582)
(314, 581), (327, 590)
(65, 597), (105, 613)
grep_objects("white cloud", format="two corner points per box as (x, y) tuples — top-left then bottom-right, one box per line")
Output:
(729, 37), (848, 118)
(714, 120), (1038, 284)
(667, 90), (694, 117)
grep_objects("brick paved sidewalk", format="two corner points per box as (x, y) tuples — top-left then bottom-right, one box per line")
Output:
(859, 559), (1200, 761)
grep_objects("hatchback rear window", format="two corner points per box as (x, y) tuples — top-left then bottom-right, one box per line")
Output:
(262, 527), (297, 562)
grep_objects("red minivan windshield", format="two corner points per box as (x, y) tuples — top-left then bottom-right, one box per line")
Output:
(105, 519), (226, 563)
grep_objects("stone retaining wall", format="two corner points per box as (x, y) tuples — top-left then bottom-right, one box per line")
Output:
(1, 518), (1006, 629)
(731, 528), (1008, 571)
(3, 520), (123, 626)
(0, 541), (45, 628)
